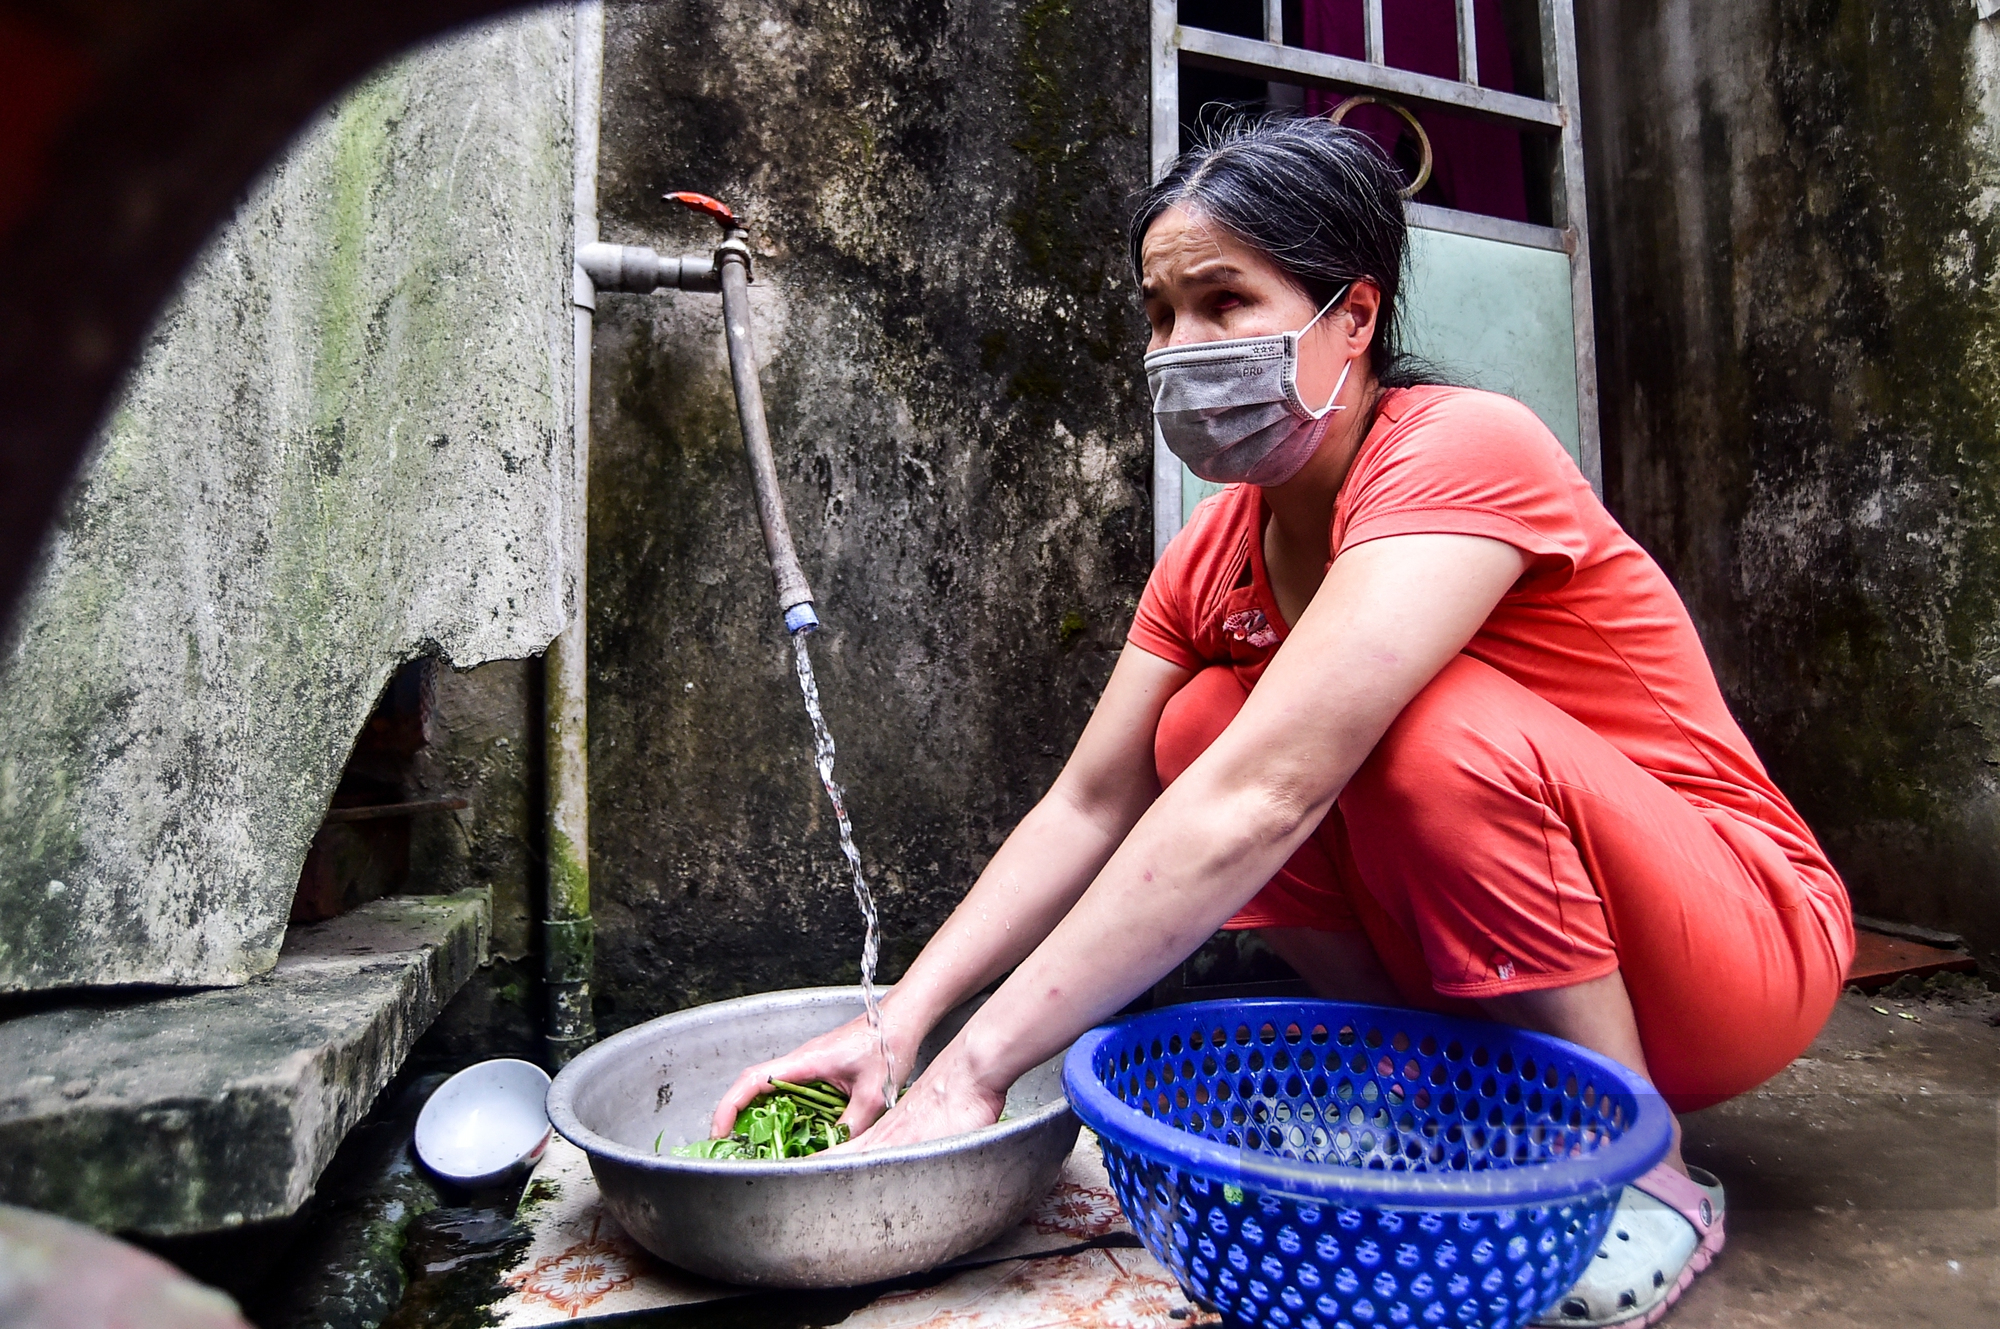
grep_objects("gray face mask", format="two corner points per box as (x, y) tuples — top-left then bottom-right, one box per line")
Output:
(1143, 285), (1354, 486)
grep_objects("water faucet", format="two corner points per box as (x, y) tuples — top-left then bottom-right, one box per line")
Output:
(576, 193), (819, 635)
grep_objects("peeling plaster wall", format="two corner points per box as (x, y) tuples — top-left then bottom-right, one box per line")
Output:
(1580, 1), (2000, 965)
(587, 0), (1153, 1028)
(0, 13), (575, 993)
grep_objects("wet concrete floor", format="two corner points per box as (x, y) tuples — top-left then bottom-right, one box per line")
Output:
(1671, 987), (2000, 1326)
(660, 988), (2000, 1328)
(383, 988), (2000, 1327)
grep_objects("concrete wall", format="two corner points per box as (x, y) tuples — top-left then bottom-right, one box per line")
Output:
(1579, 1), (2000, 965)
(586, 0), (1154, 1029)
(408, 659), (542, 962)
(0, 12), (576, 992)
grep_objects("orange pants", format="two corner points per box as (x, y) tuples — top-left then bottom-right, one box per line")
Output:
(1155, 655), (1851, 1111)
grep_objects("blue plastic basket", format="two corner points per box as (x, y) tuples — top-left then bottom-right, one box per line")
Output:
(1063, 1000), (1672, 1329)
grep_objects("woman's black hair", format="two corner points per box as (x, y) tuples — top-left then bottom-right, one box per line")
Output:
(1130, 116), (1439, 389)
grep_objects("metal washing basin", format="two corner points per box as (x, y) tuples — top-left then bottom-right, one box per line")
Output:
(545, 986), (1080, 1288)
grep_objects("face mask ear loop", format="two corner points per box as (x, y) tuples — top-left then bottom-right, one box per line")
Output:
(1297, 282), (1353, 340)
(1298, 281), (1356, 417)
(1312, 356), (1354, 418)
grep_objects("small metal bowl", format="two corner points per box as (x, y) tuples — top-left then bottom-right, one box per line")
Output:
(547, 986), (1080, 1288)
(414, 1057), (554, 1188)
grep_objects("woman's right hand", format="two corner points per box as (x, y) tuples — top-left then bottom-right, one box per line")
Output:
(708, 1013), (910, 1139)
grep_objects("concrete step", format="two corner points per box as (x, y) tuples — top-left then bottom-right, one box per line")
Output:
(0, 890), (488, 1236)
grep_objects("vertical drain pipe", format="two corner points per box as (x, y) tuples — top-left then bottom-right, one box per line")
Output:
(544, 0), (603, 1068)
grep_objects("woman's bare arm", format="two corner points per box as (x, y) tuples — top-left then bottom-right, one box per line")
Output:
(709, 643), (1195, 1135)
(853, 532), (1530, 1147)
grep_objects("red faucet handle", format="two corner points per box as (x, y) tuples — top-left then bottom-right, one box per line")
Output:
(665, 191), (740, 228)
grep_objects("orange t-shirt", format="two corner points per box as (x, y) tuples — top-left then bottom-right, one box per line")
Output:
(1128, 385), (1846, 916)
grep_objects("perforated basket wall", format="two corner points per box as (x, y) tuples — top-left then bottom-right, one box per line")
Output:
(1063, 1000), (1672, 1329)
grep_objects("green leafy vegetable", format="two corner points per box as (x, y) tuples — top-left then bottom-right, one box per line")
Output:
(664, 1079), (852, 1161)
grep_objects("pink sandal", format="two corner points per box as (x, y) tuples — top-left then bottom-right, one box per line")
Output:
(1531, 1164), (1726, 1327)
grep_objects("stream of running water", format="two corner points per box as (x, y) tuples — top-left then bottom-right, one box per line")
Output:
(790, 630), (899, 1110)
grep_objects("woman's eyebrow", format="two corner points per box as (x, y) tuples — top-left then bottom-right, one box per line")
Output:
(1141, 262), (1245, 300)
(1141, 259), (1246, 300)
(1181, 260), (1246, 285)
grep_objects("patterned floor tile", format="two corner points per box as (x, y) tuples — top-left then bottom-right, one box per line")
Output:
(490, 1128), (1138, 1325)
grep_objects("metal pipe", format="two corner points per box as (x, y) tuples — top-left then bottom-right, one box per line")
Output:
(714, 234), (819, 634)
(576, 241), (721, 295)
(544, 0), (602, 1069)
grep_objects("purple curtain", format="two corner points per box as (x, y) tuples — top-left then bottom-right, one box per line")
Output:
(1300, 0), (1528, 222)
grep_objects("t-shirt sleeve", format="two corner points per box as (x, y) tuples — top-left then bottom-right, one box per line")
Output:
(1126, 528), (1205, 669)
(1337, 390), (1592, 588)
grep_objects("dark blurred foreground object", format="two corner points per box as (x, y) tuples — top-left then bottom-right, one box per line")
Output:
(0, 0), (527, 635)
(0, 1204), (252, 1329)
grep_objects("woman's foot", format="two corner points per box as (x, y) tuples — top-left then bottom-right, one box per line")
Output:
(1533, 1164), (1725, 1327)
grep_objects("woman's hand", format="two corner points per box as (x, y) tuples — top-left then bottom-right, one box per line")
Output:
(708, 1013), (910, 1139)
(841, 1040), (1006, 1151)
(705, 646), (1191, 1146)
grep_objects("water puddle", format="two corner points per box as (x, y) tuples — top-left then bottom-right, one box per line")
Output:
(381, 1205), (528, 1329)
(790, 630), (898, 1109)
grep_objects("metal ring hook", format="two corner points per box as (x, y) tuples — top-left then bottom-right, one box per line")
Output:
(1328, 95), (1434, 199)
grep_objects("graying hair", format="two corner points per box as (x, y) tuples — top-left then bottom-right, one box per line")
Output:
(1130, 116), (1435, 388)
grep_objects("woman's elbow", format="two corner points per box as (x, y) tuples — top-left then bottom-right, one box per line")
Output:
(1183, 766), (1329, 857)
(1050, 767), (1160, 833)
(1238, 777), (1330, 848)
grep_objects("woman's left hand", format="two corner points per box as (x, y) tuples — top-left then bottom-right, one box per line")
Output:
(841, 1040), (1006, 1151)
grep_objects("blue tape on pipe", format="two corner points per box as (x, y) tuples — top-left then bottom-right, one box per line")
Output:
(785, 603), (820, 634)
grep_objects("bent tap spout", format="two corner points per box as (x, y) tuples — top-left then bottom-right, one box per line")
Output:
(585, 192), (819, 635)
(665, 191), (819, 636)
(717, 237), (818, 634)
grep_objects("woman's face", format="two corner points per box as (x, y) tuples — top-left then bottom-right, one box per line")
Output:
(1139, 204), (1377, 410)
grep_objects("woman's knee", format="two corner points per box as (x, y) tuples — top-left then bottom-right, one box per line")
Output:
(1155, 664), (1248, 786)
(1344, 654), (1518, 816)
(1257, 927), (1402, 1005)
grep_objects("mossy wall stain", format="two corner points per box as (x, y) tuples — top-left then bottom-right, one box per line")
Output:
(0, 14), (576, 992)
(587, 0), (1151, 1027)
(1581, 1), (2000, 961)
